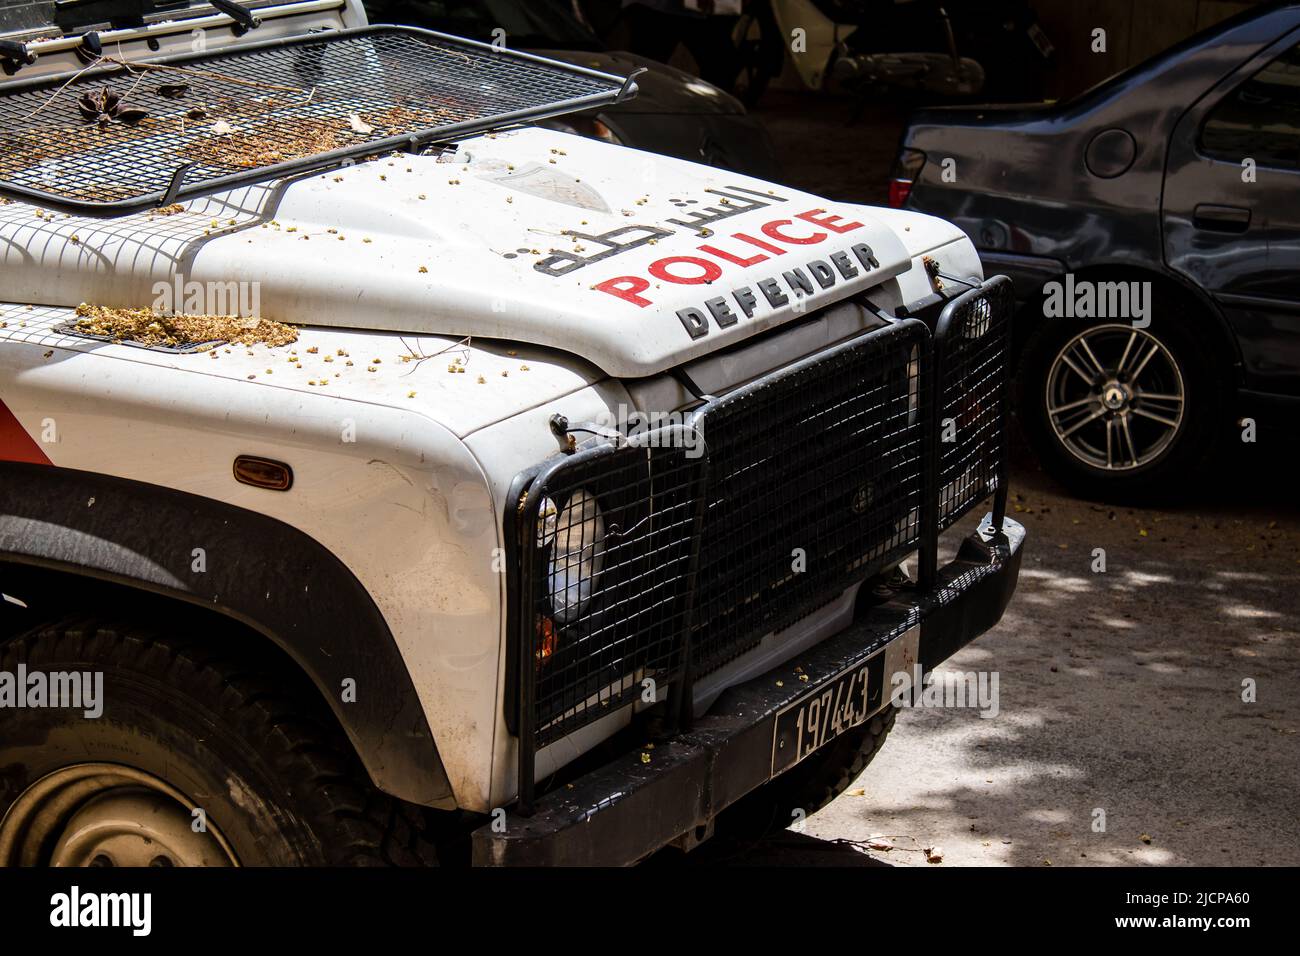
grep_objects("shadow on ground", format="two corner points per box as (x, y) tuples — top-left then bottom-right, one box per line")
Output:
(672, 427), (1297, 867)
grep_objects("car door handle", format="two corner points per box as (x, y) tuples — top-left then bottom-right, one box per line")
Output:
(1193, 204), (1251, 233)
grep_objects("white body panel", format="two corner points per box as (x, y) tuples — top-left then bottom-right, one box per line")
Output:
(0, 126), (935, 378)
(0, 2), (984, 812)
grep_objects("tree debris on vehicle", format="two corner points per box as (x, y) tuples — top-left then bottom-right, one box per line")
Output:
(73, 303), (298, 348)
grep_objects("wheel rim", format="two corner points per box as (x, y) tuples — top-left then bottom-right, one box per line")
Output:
(1045, 323), (1186, 472)
(0, 763), (238, 867)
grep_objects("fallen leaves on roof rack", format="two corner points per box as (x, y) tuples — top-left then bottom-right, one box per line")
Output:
(0, 29), (627, 214)
(77, 87), (149, 127)
(98, 56), (307, 96)
(180, 105), (450, 170)
(74, 303), (298, 348)
(24, 54), (309, 124)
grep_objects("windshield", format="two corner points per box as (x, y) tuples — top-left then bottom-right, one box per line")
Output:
(0, 1), (221, 38)
(363, 1), (602, 51)
(0, 1), (60, 35)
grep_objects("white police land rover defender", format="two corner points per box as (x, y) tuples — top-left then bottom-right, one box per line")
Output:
(0, 0), (1024, 866)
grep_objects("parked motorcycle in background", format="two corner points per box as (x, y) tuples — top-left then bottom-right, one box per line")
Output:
(732, 0), (1055, 106)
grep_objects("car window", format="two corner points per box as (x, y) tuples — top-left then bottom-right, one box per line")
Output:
(1201, 40), (1300, 169)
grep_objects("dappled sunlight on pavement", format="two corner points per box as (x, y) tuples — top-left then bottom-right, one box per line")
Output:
(685, 436), (1297, 867)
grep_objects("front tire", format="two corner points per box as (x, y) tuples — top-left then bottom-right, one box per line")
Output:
(0, 618), (440, 867)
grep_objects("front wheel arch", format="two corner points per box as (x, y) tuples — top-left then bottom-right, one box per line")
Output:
(0, 617), (448, 866)
(1009, 263), (1242, 381)
(0, 462), (452, 808)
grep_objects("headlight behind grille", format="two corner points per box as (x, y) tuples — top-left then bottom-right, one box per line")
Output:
(546, 489), (606, 622)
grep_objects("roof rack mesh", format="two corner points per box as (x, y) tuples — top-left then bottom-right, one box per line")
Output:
(0, 26), (631, 216)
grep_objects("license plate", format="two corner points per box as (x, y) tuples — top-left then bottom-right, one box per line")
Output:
(770, 626), (918, 777)
(771, 661), (874, 776)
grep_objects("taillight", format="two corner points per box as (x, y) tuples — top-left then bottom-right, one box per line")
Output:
(888, 147), (926, 208)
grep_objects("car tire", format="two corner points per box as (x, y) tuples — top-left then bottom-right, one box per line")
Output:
(1017, 307), (1231, 501)
(0, 617), (441, 867)
(715, 707), (896, 841)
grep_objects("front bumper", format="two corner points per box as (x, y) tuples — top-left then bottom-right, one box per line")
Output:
(472, 512), (1025, 866)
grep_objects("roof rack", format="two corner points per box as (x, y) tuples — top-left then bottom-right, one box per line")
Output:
(0, 25), (638, 217)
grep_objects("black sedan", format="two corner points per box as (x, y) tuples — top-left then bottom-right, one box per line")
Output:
(892, 2), (1300, 497)
(362, 0), (781, 181)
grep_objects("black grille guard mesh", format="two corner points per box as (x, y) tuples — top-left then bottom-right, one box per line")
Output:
(0, 26), (633, 215)
(509, 276), (1013, 810)
(935, 276), (1015, 531)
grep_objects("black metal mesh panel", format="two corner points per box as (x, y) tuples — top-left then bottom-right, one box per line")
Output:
(934, 276), (1014, 530)
(519, 440), (703, 748)
(512, 296), (1013, 768)
(687, 321), (930, 675)
(0, 26), (627, 214)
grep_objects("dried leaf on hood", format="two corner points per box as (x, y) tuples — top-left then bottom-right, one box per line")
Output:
(73, 303), (297, 348)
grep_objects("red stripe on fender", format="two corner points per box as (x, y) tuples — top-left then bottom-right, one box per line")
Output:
(0, 400), (52, 465)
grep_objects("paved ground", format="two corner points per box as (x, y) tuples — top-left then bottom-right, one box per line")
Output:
(684, 434), (1299, 867)
(678, 93), (1300, 867)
